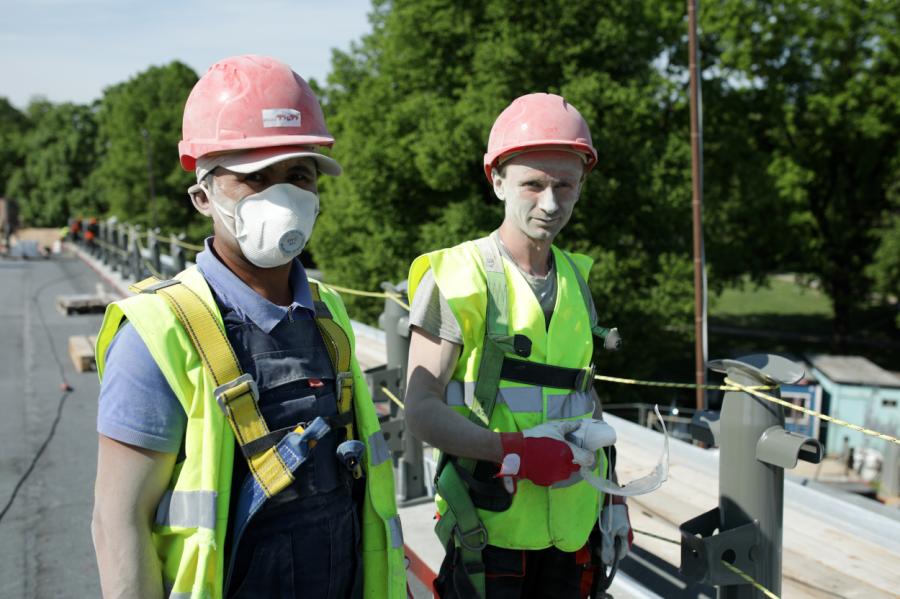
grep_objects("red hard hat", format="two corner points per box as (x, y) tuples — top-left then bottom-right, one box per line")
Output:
(483, 93), (597, 183)
(179, 55), (334, 171)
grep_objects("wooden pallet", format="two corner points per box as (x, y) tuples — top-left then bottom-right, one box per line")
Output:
(68, 334), (97, 372)
(57, 283), (117, 316)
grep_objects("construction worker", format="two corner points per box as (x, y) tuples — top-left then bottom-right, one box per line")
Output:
(91, 55), (405, 599)
(405, 93), (632, 598)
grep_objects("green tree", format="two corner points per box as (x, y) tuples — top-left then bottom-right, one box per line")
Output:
(702, 0), (900, 343)
(90, 61), (204, 238)
(315, 0), (705, 390)
(6, 99), (98, 226)
(0, 97), (28, 198)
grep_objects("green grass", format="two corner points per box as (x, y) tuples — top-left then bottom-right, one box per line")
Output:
(711, 276), (833, 318)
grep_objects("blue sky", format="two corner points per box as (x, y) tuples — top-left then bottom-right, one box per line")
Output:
(0, 0), (373, 109)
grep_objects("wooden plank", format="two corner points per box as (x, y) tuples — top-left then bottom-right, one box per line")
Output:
(56, 293), (114, 315)
(68, 335), (95, 372)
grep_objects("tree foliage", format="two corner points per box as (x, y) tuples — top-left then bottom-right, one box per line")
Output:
(0, 98), (28, 199)
(6, 100), (98, 226)
(702, 0), (900, 341)
(314, 0), (708, 388)
(89, 61), (204, 238)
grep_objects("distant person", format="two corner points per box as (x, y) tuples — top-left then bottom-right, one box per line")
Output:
(85, 217), (98, 250)
(403, 93), (631, 598)
(92, 55), (405, 599)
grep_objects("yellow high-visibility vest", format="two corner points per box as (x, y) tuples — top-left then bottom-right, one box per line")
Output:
(96, 265), (406, 598)
(409, 239), (606, 552)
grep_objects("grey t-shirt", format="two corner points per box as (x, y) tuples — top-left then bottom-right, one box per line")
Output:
(409, 232), (599, 343)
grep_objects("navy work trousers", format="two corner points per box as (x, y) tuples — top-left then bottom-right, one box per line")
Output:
(227, 488), (361, 599)
(435, 543), (584, 599)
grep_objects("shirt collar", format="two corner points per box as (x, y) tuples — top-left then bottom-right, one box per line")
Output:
(195, 238), (315, 333)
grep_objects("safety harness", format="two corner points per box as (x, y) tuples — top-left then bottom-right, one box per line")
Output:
(129, 275), (358, 500)
(433, 237), (615, 598)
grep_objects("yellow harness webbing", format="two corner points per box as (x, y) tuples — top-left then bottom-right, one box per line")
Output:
(129, 276), (296, 498)
(310, 282), (356, 442)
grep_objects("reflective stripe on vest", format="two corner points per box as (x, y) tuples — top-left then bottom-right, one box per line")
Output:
(388, 515), (404, 549)
(368, 430), (391, 467)
(155, 490), (217, 530)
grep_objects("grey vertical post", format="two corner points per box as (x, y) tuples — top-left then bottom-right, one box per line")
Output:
(883, 442), (900, 498)
(130, 225), (143, 281)
(171, 233), (187, 274)
(681, 355), (822, 598)
(379, 280), (427, 501)
(719, 364), (784, 597)
(117, 222), (128, 275)
(148, 228), (162, 276)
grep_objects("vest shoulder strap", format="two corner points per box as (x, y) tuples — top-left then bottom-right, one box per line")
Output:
(557, 251), (620, 346)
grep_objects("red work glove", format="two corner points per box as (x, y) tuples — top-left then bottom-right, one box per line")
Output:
(497, 431), (581, 487)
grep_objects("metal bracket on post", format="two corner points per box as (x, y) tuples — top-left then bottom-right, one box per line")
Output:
(679, 353), (812, 598)
(680, 507), (762, 586)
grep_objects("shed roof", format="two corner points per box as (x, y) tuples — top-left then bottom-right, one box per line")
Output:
(808, 354), (900, 388)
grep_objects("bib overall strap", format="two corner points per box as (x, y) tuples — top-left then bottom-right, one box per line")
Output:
(309, 282), (356, 442)
(130, 276), (296, 498)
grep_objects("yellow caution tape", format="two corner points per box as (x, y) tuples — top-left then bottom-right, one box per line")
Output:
(720, 560), (780, 598)
(725, 377), (900, 446)
(380, 386), (405, 410)
(159, 235), (204, 252)
(326, 283), (410, 311)
(595, 373), (775, 392)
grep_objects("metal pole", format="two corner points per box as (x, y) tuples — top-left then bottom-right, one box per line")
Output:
(681, 356), (822, 595)
(379, 281), (427, 501)
(717, 363), (785, 597)
(688, 0), (707, 411)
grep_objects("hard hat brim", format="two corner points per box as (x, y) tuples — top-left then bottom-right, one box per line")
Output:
(195, 146), (342, 182)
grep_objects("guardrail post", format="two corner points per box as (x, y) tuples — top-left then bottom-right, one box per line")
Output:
(171, 233), (187, 274)
(130, 225), (143, 281)
(148, 228), (162, 276)
(376, 280), (427, 503)
(116, 222), (128, 275)
(681, 354), (823, 598)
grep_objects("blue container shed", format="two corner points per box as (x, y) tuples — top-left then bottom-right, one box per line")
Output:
(807, 354), (900, 456)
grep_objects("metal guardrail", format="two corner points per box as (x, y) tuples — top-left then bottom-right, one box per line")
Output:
(75, 218), (194, 281)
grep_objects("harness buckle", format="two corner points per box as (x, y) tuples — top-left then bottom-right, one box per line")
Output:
(575, 364), (596, 393)
(214, 373), (259, 414)
(336, 371), (353, 387)
(454, 522), (489, 552)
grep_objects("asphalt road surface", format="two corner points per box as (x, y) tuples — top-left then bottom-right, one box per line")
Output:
(0, 254), (105, 598)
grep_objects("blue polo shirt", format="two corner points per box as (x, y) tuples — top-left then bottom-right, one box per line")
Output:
(97, 239), (316, 453)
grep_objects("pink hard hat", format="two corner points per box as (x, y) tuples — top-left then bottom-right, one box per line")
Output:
(483, 93), (597, 183)
(179, 55), (335, 171)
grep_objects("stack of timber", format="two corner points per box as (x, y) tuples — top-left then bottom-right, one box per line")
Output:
(68, 334), (98, 373)
(57, 283), (118, 315)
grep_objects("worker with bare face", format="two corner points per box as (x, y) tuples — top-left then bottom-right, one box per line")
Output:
(405, 94), (632, 598)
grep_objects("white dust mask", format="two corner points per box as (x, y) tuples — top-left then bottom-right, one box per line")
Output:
(205, 183), (320, 268)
